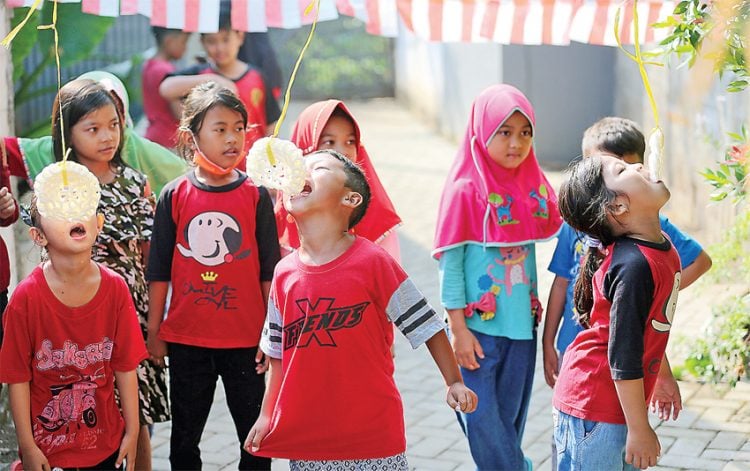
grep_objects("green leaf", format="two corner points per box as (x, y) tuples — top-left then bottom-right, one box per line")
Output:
(674, 1), (690, 14)
(9, 8), (40, 82)
(37, 3), (115, 70)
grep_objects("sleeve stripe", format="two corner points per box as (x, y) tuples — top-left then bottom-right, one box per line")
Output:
(269, 335), (282, 343)
(401, 310), (438, 335)
(269, 322), (282, 331)
(393, 298), (427, 328)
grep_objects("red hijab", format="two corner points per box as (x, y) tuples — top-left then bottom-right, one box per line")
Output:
(275, 100), (402, 250)
(433, 84), (562, 258)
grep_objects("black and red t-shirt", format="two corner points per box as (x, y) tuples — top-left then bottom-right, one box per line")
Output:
(0, 265), (147, 468)
(166, 63), (281, 154)
(146, 170), (280, 348)
(253, 237), (446, 460)
(553, 236), (681, 424)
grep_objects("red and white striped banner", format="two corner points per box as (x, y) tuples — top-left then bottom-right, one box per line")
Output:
(7, 0), (675, 46)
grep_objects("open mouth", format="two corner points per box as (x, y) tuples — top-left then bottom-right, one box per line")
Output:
(70, 224), (87, 239)
(300, 183), (312, 195)
(224, 148), (240, 157)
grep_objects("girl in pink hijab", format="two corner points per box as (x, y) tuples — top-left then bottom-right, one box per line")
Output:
(434, 84), (561, 470)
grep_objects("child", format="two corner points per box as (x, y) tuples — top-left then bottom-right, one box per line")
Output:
(553, 154), (682, 470)
(275, 100), (402, 260)
(543, 116), (711, 404)
(433, 84), (561, 470)
(146, 82), (280, 470)
(28, 78), (169, 470)
(0, 163), (147, 470)
(3, 71), (187, 197)
(159, 4), (281, 157)
(245, 149), (477, 469)
(143, 27), (190, 148)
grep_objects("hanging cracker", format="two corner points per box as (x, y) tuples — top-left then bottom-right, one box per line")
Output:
(34, 161), (100, 221)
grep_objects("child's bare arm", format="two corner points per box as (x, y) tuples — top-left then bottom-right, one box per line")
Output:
(9, 382), (51, 470)
(446, 308), (484, 370)
(542, 276), (568, 388)
(426, 331), (478, 413)
(147, 281), (169, 366)
(159, 74), (237, 101)
(114, 370), (139, 471)
(679, 250), (711, 290)
(650, 355), (682, 421)
(245, 357), (282, 452)
(614, 378), (661, 469)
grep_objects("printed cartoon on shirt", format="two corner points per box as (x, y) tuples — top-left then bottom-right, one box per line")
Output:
(283, 298), (370, 350)
(651, 272), (681, 333)
(33, 338), (113, 453)
(177, 211), (251, 310)
(471, 247), (531, 321)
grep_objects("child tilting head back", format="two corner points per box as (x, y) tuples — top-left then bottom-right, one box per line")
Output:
(553, 154), (681, 470)
(0, 162), (147, 470)
(276, 100), (402, 260)
(246, 149), (476, 470)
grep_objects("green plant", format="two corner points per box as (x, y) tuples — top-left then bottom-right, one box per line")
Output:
(654, 0), (750, 386)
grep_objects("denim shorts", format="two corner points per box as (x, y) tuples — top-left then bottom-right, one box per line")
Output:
(553, 409), (638, 471)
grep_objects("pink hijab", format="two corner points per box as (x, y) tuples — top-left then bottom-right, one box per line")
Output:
(275, 100), (402, 249)
(432, 84), (562, 259)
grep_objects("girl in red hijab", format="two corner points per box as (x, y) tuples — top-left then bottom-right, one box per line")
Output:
(275, 100), (402, 260)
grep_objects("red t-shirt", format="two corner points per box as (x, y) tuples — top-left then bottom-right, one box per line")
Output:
(253, 237), (445, 460)
(554, 236), (681, 424)
(0, 264), (148, 468)
(143, 58), (180, 148)
(146, 171), (280, 348)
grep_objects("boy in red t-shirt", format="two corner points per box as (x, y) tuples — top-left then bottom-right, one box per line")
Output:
(158, 4), (280, 158)
(142, 27), (190, 148)
(245, 150), (477, 469)
(0, 164), (147, 470)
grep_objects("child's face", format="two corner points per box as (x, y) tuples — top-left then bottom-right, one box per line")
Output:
(487, 111), (533, 169)
(31, 213), (100, 255)
(70, 104), (121, 168)
(201, 29), (244, 69)
(164, 32), (190, 61)
(284, 153), (349, 216)
(194, 105), (246, 167)
(317, 115), (358, 161)
(600, 154), (669, 211)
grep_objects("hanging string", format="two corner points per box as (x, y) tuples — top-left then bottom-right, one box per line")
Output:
(3, 0), (70, 184)
(265, 0), (321, 165)
(614, 0), (664, 179)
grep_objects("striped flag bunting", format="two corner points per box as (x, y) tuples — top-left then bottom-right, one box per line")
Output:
(6, 0), (676, 46)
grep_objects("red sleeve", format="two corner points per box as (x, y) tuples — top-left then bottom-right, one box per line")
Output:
(109, 277), (148, 372)
(0, 297), (33, 384)
(3, 137), (29, 180)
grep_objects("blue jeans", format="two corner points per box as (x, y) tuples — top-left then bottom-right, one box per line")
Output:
(554, 409), (638, 471)
(456, 330), (536, 471)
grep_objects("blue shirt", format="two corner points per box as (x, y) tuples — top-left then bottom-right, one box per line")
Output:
(439, 243), (538, 340)
(548, 216), (703, 353)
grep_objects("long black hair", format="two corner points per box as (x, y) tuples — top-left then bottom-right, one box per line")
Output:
(51, 79), (125, 167)
(558, 155), (620, 326)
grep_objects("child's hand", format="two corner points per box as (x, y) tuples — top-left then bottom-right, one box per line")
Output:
(207, 74), (238, 94)
(625, 426), (661, 469)
(244, 415), (271, 453)
(542, 342), (559, 388)
(255, 349), (269, 374)
(147, 336), (168, 368)
(650, 374), (682, 421)
(450, 328), (484, 370)
(116, 431), (137, 470)
(20, 444), (50, 471)
(0, 187), (16, 220)
(446, 382), (478, 413)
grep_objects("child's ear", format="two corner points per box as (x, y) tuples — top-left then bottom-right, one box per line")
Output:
(97, 213), (104, 231)
(607, 195), (629, 218)
(29, 227), (47, 247)
(343, 192), (363, 208)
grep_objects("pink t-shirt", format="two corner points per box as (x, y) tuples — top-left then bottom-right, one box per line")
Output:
(0, 264), (148, 468)
(143, 58), (179, 148)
